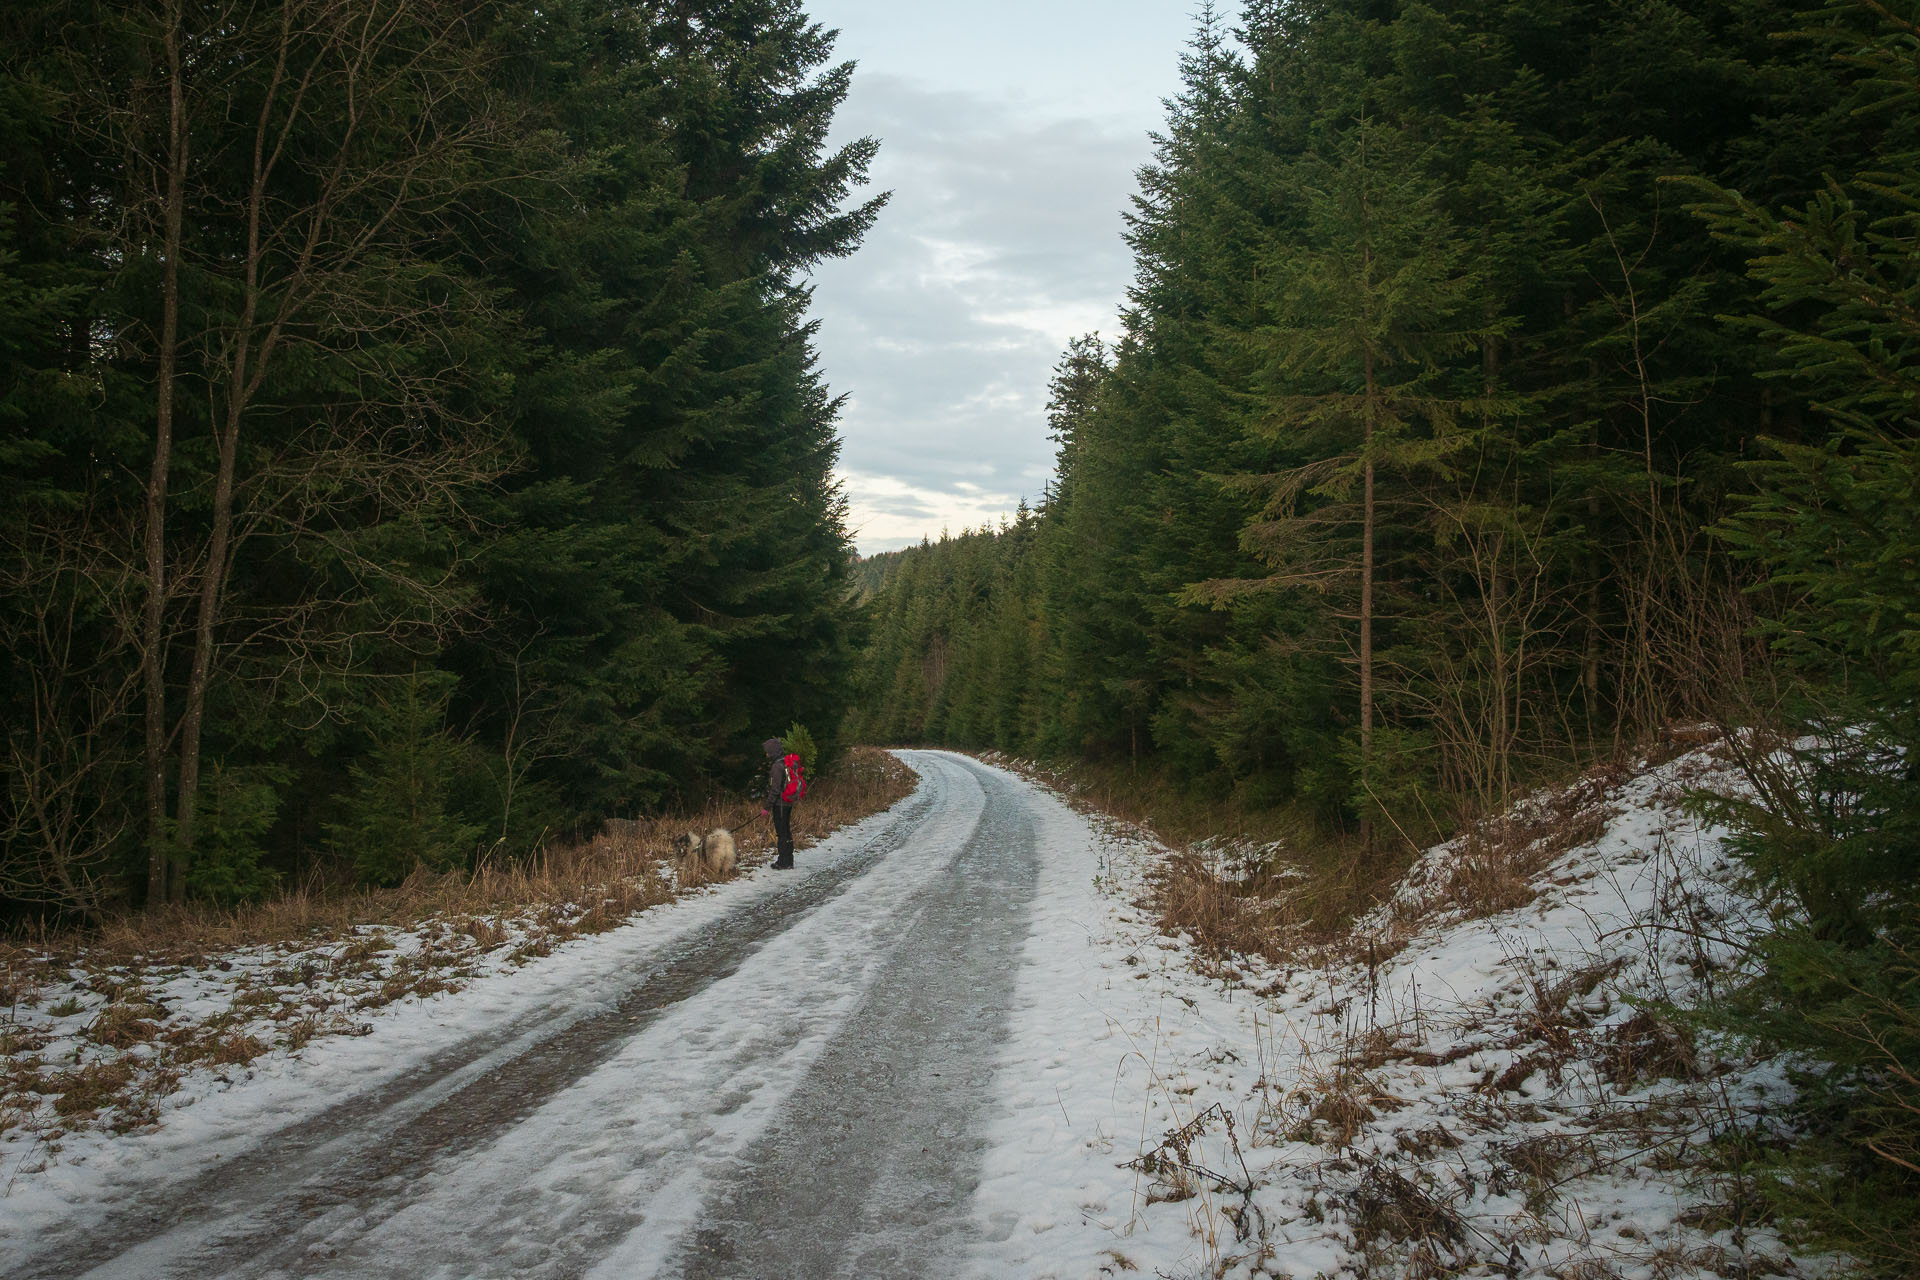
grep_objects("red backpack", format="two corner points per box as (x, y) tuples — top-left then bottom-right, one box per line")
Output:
(780, 752), (808, 803)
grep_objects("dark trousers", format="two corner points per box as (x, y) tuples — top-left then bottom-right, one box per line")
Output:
(771, 802), (794, 863)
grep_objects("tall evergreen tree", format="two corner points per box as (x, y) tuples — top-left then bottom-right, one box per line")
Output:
(1686, 4), (1920, 1265)
(1196, 103), (1508, 841)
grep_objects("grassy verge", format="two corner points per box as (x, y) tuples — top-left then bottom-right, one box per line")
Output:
(980, 746), (1653, 968)
(0, 747), (917, 1149)
(980, 751), (1400, 963)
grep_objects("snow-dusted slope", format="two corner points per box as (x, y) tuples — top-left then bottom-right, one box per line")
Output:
(964, 745), (1828, 1280)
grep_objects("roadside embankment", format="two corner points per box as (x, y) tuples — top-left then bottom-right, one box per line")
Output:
(0, 747), (915, 1159)
(970, 741), (1839, 1279)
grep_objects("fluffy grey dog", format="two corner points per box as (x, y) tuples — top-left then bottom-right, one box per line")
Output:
(672, 827), (737, 880)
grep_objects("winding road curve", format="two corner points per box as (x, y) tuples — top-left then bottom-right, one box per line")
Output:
(9, 751), (1045, 1280)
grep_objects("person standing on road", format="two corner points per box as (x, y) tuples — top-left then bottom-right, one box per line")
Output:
(761, 737), (804, 869)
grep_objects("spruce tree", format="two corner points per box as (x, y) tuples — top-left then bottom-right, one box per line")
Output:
(451, 0), (881, 825)
(1195, 98), (1506, 843)
(1687, 5), (1920, 1264)
(326, 670), (484, 887)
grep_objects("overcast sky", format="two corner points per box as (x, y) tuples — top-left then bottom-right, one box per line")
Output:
(799, 2), (1201, 554)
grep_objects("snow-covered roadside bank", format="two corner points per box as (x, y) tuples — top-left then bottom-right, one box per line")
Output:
(0, 781), (926, 1245)
(0, 750), (915, 1185)
(962, 747), (1837, 1280)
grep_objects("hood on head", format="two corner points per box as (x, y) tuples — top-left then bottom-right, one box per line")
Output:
(763, 738), (785, 757)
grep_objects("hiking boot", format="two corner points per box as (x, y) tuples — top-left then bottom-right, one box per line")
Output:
(772, 854), (794, 869)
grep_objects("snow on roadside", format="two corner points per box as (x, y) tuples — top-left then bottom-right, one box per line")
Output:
(965, 745), (1837, 1280)
(0, 794), (914, 1238)
(3, 902), (603, 1151)
(0, 747), (919, 1221)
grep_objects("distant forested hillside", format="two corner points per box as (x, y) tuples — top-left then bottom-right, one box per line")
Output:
(850, 3), (1920, 1264)
(849, 548), (910, 603)
(0, 0), (881, 910)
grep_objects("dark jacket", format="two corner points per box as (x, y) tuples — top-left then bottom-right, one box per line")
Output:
(764, 755), (794, 809)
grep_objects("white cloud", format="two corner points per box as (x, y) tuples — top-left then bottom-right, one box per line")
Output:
(806, 73), (1151, 552)
(804, 0), (1195, 136)
(838, 470), (1033, 553)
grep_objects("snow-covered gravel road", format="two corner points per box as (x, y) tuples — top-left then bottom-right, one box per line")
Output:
(9, 744), (1814, 1280)
(4, 751), (1089, 1280)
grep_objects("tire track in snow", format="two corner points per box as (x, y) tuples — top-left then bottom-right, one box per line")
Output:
(9, 764), (962, 1280)
(665, 751), (1038, 1278)
(274, 751), (1031, 1279)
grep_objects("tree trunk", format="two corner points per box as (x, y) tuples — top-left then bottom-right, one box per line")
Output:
(143, 2), (188, 906)
(1357, 120), (1377, 854)
(1360, 346), (1376, 853)
(169, 20), (283, 899)
(169, 402), (241, 900)
(170, 171), (267, 899)
(1489, 547), (1510, 808)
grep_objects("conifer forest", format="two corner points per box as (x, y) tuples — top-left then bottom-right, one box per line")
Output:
(4, 0), (1920, 1271)
(0, 0), (880, 907)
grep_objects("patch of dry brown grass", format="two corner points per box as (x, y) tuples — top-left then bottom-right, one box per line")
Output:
(1443, 775), (1618, 921)
(50, 1060), (134, 1116)
(1, 963), (38, 1009)
(1601, 1010), (1702, 1087)
(206, 1030), (269, 1066)
(1149, 851), (1304, 964)
(1349, 1159), (1467, 1259)
(1442, 829), (1543, 919)
(988, 753), (1436, 959)
(7, 747), (915, 972)
(1271, 1061), (1407, 1149)
(1308, 1080), (1379, 1148)
(88, 999), (162, 1049)
(0, 1025), (47, 1056)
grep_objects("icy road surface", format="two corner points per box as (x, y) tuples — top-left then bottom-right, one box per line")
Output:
(5, 751), (1080, 1280)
